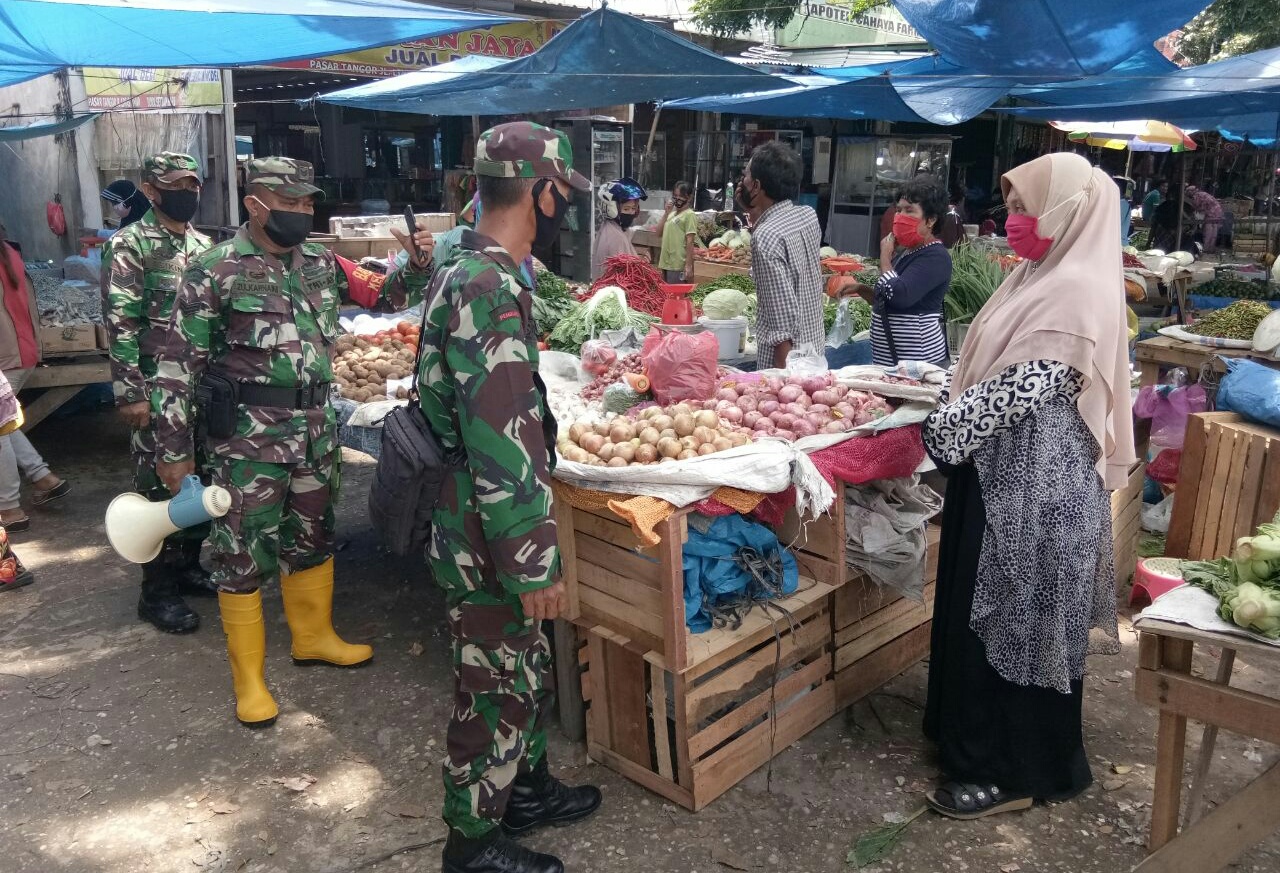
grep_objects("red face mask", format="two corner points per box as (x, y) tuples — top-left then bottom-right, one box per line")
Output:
(892, 212), (925, 248)
(1005, 213), (1053, 261)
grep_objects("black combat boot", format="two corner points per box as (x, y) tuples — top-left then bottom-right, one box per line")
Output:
(137, 556), (200, 633)
(169, 539), (217, 597)
(442, 829), (563, 873)
(502, 756), (602, 836)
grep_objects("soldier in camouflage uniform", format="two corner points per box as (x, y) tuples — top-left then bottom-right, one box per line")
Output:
(104, 151), (216, 634)
(152, 157), (435, 728)
(418, 122), (601, 873)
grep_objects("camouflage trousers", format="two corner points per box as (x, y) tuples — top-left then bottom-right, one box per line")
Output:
(437, 589), (553, 838)
(207, 442), (339, 593)
(130, 424), (208, 544)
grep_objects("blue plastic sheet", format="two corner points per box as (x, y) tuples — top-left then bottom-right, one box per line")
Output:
(892, 0), (1210, 77)
(0, 113), (98, 141)
(682, 515), (798, 634)
(0, 0), (510, 84)
(1216, 359), (1280, 430)
(318, 8), (785, 116)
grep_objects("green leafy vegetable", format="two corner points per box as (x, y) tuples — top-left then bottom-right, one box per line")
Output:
(846, 806), (927, 868)
(691, 274), (755, 307)
(702, 287), (750, 320)
(945, 243), (1010, 325)
(532, 270), (579, 335)
(546, 292), (655, 352)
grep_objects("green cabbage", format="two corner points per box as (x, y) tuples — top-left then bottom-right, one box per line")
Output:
(702, 287), (750, 320)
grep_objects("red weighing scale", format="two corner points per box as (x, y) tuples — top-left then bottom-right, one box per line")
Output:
(658, 283), (696, 325)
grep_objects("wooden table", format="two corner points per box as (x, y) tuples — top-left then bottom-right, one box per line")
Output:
(19, 353), (111, 430)
(1134, 620), (1280, 872)
(1133, 337), (1263, 389)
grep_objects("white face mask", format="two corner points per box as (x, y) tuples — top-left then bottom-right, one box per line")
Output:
(112, 201), (131, 218)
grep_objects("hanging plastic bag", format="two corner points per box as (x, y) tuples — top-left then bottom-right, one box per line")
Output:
(46, 196), (66, 237)
(1216, 358), (1280, 429)
(641, 327), (719, 405)
(826, 298), (856, 348)
(1133, 368), (1207, 450)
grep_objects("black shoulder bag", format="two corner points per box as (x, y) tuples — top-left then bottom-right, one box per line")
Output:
(368, 300), (459, 556)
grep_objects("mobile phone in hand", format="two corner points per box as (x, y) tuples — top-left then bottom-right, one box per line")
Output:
(403, 206), (421, 260)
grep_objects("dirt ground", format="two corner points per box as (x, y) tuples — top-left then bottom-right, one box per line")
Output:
(2, 406), (1278, 873)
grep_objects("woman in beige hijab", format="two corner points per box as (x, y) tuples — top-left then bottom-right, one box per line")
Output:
(920, 152), (1135, 819)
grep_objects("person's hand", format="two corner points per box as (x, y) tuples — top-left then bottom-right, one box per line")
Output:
(156, 459), (195, 495)
(389, 225), (435, 270)
(118, 400), (151, 429)
(880, 232), (897, 261)
(520, 580), (566, 621)
(825, 274), (858, 299)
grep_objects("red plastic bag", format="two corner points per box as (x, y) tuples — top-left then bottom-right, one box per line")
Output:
(335, 254), (386, 309)
(46, 199), (66, 236)
(641, 328), (718, 405)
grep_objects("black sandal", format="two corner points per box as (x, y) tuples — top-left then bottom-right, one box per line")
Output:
(927, 781), (1033, 820)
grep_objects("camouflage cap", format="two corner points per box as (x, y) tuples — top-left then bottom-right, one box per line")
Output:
(474, 122), (590, 192)
(244, 157), (325, 199)
(143, 151), (200, 184)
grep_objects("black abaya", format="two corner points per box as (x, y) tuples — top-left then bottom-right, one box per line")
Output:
(923, 463), (1093, 801)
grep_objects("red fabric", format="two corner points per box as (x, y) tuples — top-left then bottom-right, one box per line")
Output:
(335, 254), (386, 309)
(1, 244), (38, 368)
(1146, 448), (1182, 485)
(808, 424), (926, 486)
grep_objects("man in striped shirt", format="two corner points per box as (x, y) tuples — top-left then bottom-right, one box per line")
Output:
(736, 142), (825, 370)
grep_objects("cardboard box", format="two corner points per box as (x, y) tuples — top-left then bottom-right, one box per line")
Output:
(39, 323), (98, 355)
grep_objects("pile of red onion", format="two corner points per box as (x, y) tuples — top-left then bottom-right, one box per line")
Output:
(699, 373), (892, 441)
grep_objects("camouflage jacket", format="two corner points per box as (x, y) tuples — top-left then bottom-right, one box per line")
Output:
(153, 224), (431, 464)
(418, 230), (559, 596)
(103, 210), (211, 406)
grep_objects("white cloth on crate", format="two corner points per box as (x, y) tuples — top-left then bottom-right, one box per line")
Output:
(922, 358), (1120, 694)
(843, 475), (942, 600)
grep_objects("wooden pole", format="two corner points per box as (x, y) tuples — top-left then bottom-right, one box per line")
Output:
(646, 103), (662, 155)
(1266, 115), (1279, 285)
(1175, 155), (1187, 252)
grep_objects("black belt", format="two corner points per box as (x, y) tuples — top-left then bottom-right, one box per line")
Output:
(238, 382), (331, 410)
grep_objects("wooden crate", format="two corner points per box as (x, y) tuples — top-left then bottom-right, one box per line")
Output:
(1167, 413), (1280, 560)
(691, 259), (750, 283)
(556, 489), (845, 674)
(1111, 462), (1144, 585)
(833, 525), (939, 709)
(39, 324), (98, 355)
(581, 591), (834, 811)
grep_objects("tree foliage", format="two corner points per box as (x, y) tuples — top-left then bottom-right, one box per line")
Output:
(690, 0), (892, 39)
(1180, 0), (1280, 64)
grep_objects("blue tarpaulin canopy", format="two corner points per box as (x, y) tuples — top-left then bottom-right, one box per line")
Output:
(0, 112), (98, 140)
(317, 7), (787, 116)
(891, 0), (1211, 77)
(1002, 45), (1280, 123)
(0, 0), (513, 87)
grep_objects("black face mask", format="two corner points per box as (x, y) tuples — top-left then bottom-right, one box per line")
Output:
(533, 179), (570, 251)
(617, 212), (638, 229)
(251, 198), (312, 248)
(155, 188), (200, 224)
(735, 178), (755, 210)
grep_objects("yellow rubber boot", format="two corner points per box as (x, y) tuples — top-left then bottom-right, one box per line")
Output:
(280, 559), (373, 667)
(217, 591), (279, 728)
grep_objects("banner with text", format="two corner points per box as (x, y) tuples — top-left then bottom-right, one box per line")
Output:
(266, 21), (563, 78)
(81, 68), (223, 112)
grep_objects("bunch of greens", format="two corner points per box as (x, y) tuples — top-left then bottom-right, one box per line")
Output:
(546, 292), (655, 352)
(1193, 278), (1279, 301)
(532, 270), (579, 336)
(822, 296), (872, 337)
(1182, 511), (1280, 638)
(945, 243), (1010, 324)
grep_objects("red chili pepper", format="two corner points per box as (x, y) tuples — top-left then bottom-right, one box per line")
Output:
(585, 255), (666, 317)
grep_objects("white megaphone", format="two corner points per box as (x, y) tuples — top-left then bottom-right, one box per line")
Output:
(105, 475), (232, 563)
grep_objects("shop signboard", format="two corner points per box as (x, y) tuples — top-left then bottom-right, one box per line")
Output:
(81, 67), (223, 112)
(775, 3), (923, 49)
(264, 21), (564, 78)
